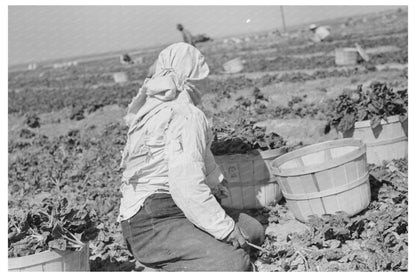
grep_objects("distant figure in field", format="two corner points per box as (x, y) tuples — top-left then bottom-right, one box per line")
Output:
(176, 23), (212, 47)
(177, 24), (195, 46)
(146, 24), (213, 78)
(120, 54), (134, 65)
(193, 34), (212, 44)
(146, 24), (212, 78)
(309, 24), (331, 43)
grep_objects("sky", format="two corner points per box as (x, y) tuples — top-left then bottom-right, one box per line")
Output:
(8, 5), (401, 66)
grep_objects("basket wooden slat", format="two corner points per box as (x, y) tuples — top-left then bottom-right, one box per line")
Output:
(340, 115), (408, 165)
(272, 139), (370, 222)
(223, 58), (244, 74)
(9, 245), (89, 272)
(215, 148), (286, 209)
(113, 72), (128, 83)
(335, 48), (358, 66)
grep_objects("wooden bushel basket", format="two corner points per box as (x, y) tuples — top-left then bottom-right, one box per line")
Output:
(340, 115), (408, 165)
(335, 48), (358, 66)
(223, 58), (244, 74)
(271, 139), (370, 222)
(214, 148), (286, 209)
(8, 244), (90, 272)
(113, 72), (128, 83)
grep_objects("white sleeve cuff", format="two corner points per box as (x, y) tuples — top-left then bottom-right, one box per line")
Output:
(215, 215), (235, 240)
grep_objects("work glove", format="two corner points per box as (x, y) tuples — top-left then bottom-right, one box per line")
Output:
(224, 224), (248, 249)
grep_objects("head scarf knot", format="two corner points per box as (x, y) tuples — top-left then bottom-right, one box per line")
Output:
(124, 42), (209, 127)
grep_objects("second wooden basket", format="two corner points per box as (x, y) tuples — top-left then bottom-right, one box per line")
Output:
(271, 139), (370, 222)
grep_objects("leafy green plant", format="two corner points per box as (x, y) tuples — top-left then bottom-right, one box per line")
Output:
(257, 158), (408, 272)
(25, 113), (41, 128)
(211, 118), (287, 155)
(8, 123), (133, 270)
(326, 82), (408, 134)
(8, 197), (100, 257)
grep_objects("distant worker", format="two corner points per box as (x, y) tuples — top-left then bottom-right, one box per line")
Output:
(176, 23), (195, 46)
(193, 33), (212, 44)
(309, 24), (331, 43)
(120, 54), (134, 65)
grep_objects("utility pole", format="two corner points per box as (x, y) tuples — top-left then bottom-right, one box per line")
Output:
(280, 6), (287, 33)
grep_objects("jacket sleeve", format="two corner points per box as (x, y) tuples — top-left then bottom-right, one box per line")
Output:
(166, 109), (234, 240)
(205, 148), (225, 189)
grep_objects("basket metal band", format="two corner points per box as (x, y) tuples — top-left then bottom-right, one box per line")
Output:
(366, 135), (407, 147)
(226, 179), (277, 188)
(214, 148), (286, 162)
(282, 172), (369, 201)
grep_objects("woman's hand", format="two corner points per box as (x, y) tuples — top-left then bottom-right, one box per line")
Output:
(224, 224), (248, 249)
(217, 179), (231, 199)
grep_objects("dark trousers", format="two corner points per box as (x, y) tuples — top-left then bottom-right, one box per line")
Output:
(121, 193), (265, 271)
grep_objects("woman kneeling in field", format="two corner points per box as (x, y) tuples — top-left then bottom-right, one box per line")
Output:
(118, 42), (264, 271)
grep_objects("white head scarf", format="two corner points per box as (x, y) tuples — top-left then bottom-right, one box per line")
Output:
(124, 42), (209, 128)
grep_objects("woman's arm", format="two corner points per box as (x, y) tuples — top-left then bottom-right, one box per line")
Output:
(205, 147), (231, 199)
(166, 107), (234, 240)
(205, 143), (224, 186)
